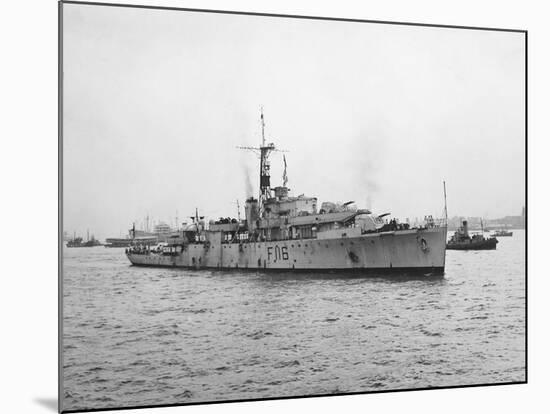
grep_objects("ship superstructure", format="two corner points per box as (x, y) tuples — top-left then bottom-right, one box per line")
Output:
(127, 111), (447, 274)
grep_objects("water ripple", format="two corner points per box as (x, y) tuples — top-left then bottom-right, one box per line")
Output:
(62, 231), (526, 411)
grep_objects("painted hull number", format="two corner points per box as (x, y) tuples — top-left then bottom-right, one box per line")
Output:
(267, 245), (289, 261)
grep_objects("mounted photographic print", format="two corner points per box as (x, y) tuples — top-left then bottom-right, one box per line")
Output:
(59, 1), (527, 412)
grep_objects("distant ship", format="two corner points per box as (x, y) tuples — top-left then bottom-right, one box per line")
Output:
(104, 237), (133, 248)
(105, 223), (178, 247)
(105, 225), (158, 247)
(447, 220), (498, 250)
(493, 229), (513, 237)
(127, 110), (448, 274)
(66, 231), (102, 248)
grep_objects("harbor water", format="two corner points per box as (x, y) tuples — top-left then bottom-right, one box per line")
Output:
(62, 230), (526, 411)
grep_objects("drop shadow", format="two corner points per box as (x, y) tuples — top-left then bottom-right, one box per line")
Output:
(34, 397), (57, 412)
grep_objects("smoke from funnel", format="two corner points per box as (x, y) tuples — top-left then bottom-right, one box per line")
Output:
(355, 126), (385, 212)
(366, 193), (373, 211)
(242, 162), (254, 198)
(362, 166), (378, 211)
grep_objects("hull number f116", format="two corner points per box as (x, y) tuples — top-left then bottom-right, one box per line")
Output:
(267, 245), (289, 261)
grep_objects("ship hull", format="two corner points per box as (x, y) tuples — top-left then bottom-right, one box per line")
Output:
(446, 239), (497, 250)
(127, 227), (447, 274)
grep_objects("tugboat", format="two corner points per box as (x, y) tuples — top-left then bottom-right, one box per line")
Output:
(126, 110), (448, 274)
(446, 220), (498, 250)
(493, 229), (513, 237)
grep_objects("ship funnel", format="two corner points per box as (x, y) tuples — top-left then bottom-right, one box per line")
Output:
(245, 197), (259, 231)
(462, 220), (469, 237)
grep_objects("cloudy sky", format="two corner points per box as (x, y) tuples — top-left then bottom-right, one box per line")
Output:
(62, 3), (525, 239)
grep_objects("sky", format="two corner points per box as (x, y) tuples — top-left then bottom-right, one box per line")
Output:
(62, 3), (525, 240)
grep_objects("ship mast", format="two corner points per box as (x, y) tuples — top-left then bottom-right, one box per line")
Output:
(261, 106), (266, 146)
(258, 108), (275, 214)
(236, 199), (241, 221)
(237, 108), (287, 217)
(443, 181), (448, 224)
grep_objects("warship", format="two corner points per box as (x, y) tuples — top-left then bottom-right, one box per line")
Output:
(127, 111), (448, 274)
(447, 220), (498, 250)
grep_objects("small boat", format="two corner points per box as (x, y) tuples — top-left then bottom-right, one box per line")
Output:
(493, 229), (513, 237)
(447, 220), (498, 250)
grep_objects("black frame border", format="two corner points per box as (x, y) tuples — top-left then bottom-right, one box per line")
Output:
(58, 1), (528, 413)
